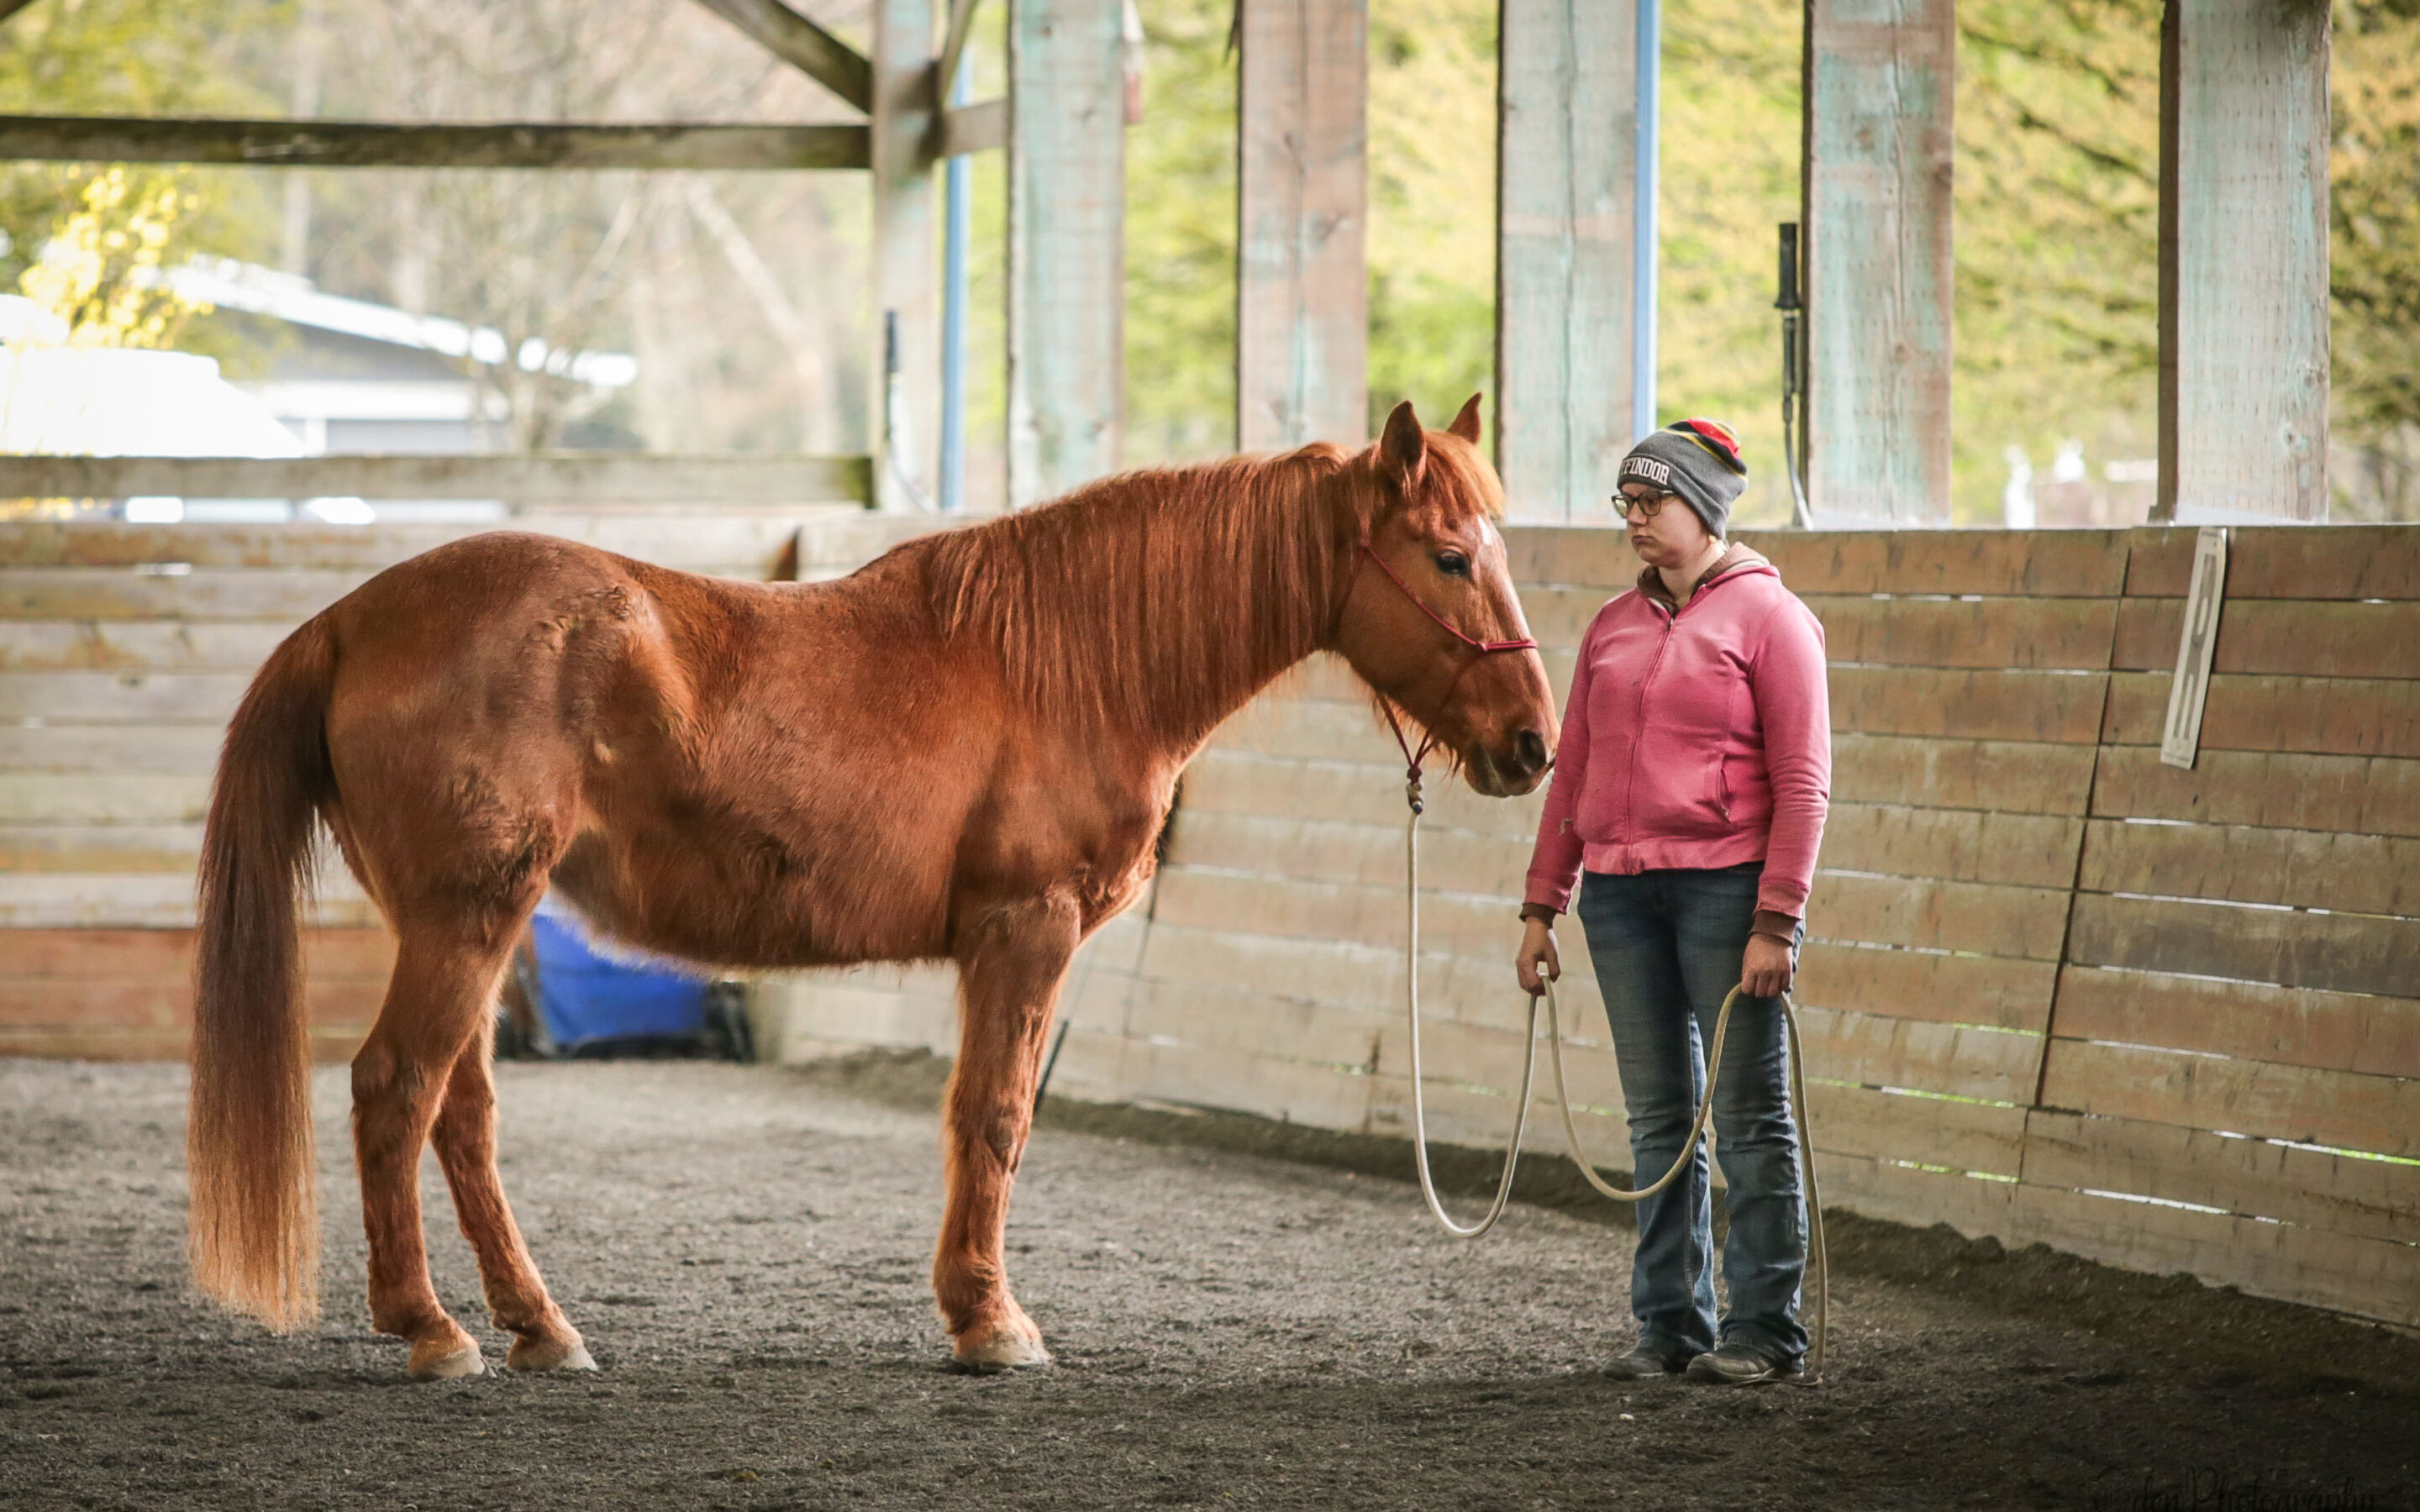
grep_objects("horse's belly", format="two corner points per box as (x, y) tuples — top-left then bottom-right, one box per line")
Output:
(547, 829), (948, 971)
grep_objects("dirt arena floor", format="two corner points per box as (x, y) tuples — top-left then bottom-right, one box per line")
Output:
(2, 1054), (2414, 1512)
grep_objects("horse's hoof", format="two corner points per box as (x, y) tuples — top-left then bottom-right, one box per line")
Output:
(507, 1331), (597, 1373)
(950, 1320), (1052, 1375)
(408, 1338), (486, 1381)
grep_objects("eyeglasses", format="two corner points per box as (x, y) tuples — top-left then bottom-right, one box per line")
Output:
(1616, 489), (1678, 519)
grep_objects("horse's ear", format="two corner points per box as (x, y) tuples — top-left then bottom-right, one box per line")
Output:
(1381, 401), (1426, 488)
(1448, 393), (1482, 444)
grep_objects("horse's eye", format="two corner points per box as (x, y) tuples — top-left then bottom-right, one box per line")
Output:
(1434, 551), (1470, 578)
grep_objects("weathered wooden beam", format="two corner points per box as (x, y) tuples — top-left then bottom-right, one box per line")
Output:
(689, 0), (876, 113)
(0, 114), (868, 171)
(1007, 0), (1125, 507)
(939, 0), (983, 97)
(0, 454), (871, 504)
(870, 0), (940, 512)
(1236, 0), (1368, 452)
(1496, 0), (1636, 524)
(938, 98), (1008, 157)
(2157, 0), (2331, 524)
(1802, 0), (1954, 527)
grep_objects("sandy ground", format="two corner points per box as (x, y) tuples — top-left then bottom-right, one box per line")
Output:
(2, 1055), (2413, 1512)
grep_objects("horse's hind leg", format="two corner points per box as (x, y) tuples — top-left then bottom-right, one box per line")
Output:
(350, 921), (525, 1379)
(430, 1021), (593, 1373)
(935, 892), (1081, 1373)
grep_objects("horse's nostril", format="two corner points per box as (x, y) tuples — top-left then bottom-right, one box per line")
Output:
(1516, 727), (1549, 772)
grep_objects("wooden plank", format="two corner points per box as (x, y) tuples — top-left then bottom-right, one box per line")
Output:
(0, 453), (871, 504)
(0, 724), (222, 773)
(2102, 671), (2420, 759)
(2050, 965), (2420, 1081)
(1236, 0), (1368, 450)
(1791, 942), (2056, 1034)
(0, 926), (392, 980)
(1830, 666), (2110, 744)
(2163, 1), (2331, 522)
(1801, 0), (1955, 525)
(938, 98), (1008, 158)
(0, 621), (295, 672)
(1811, 872), (2071, 963)
(1495, 0), (1634, 524)
(2090, 745), (2420, 837)
(1150, 867), (1518, 966)
(0, 974), (387, 1029)
(2067, 892), (2419, 1002)
(2126, 524), (2420, 599)
(1804, 596), (2118, 671)
(1812, 1152), (2019, 1236)
(1819, 802), (2083, 889)
(1745, 529), (2131, 598)
(2020, 1108), (2420, 1247)
(2079, 816), (2420, 917)
(0, 1025), (370, 1063)
(0, 672), (249, 722)
(1181, 748), (1550, 843)
(1503, 527), (1643, 591)
(2112, 597), (2420, 678)
(1805, 1081), (2028, 1177)
(1005, 0), (1126, 507)
(0, 513), (879, 574)
(2037, 1037), (2420, 1161)
(688, 0), (876, 111)
(1165, 810), (1531, 899)
(2005, 1182), (2420, 1328)
(0, 114), (870, 170)
(0, 872), (376, 930)
(1795, 1004), (2043, 1104)
(1134, 918), (1593, 1041)
(0, 569), (365, 622)
(0, 774), (210, 824)
(0, 825), (197, 873)
(1831, 733), (2100, 816)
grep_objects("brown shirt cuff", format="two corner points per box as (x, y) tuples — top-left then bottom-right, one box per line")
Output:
(1518, 902), (1560, 925)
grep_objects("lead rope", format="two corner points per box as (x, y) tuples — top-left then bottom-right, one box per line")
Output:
(1397, 770), (1829, 1383)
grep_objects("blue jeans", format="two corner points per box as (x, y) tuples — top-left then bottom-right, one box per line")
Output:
(1574, 864), (1807, 1362)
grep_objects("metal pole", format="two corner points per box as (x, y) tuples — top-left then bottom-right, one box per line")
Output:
(1631, 0), (1660, 442)
(939, 52), (972, 512)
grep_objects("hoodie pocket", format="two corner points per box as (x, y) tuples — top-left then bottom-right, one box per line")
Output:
(1706, 748), (1733, 825)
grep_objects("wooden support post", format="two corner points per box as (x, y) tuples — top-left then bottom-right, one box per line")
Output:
(1496, 0), (1637, 524)
(1800, 0), (1954, 527)
(871, 0), (940, 512)
(2156, 0), (2331, 524)
(1007, 0), (1125, 509)
(1235, 0), (1367, 453)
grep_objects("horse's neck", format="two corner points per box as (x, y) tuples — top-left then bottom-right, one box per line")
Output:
(1102, 465), (1351, 758)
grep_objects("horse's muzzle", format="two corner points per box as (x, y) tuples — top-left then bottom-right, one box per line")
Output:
(1465, 727), (1551, 797)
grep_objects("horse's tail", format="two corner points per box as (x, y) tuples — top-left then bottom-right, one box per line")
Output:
(189, 617), (338, 1330)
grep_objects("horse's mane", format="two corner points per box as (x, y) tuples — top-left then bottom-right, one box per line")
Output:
(916, 434), (1503, 742)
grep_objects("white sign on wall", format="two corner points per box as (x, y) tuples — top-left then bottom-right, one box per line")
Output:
(2160, 526), (2230, 770)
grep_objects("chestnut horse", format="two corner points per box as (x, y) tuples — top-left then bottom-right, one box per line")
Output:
(187, 397), (1555, 1378)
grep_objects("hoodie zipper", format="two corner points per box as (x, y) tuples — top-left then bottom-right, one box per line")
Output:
(1622, 597), (1678, 865)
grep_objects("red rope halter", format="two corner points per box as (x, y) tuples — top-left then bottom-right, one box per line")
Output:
(1350, 543), (1538, 813)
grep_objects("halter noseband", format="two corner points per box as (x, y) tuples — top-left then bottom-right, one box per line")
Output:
(1349, 543), (1539, 813)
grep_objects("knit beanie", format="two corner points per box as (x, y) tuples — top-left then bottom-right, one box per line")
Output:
(1618, 419), (1749, 538)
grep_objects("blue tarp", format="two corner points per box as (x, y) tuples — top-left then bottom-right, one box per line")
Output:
(526, 895), (710, 1052)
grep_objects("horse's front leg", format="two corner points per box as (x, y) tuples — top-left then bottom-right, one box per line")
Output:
(935, 891), (1081, 1373)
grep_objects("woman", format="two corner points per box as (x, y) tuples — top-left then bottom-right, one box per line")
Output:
(1512, 418), (1829, 1388)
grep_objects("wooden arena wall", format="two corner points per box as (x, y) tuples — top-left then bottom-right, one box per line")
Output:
(763, 523), (2419, 1329)
(0, 512), (940, 1062)
(3, 517), (2411, 1326)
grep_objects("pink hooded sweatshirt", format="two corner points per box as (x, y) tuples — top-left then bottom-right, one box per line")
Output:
(1523, 543), (1831, 937)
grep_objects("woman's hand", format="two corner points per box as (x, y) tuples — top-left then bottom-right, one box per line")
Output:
(1515, 917), (1561, 996)
(1742, 934), (1795, 999)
